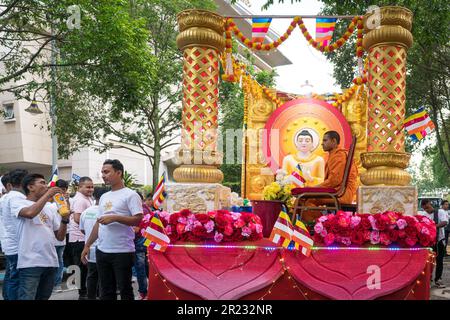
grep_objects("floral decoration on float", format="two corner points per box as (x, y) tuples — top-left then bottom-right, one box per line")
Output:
(313, 211), (437, 247)
(139, 209), (264, 243)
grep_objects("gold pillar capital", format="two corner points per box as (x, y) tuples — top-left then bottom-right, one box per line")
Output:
(176, 9), (225, 52)
(363, 6), (413, 50)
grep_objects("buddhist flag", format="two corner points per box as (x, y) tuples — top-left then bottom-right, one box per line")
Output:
(291, 220), (314, 257)
(269, 207), (294, 248)
(315, 18), (337, 47)
(48, 167), (58, 187)
(403, 107), (435, 142)
(152, 173), (166, 210)
(252, 17), (272, 43)
(143, 212), (170, 252)
(290, 164), (306, 187)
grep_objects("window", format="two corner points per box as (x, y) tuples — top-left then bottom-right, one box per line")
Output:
(3, 103), (14, 121)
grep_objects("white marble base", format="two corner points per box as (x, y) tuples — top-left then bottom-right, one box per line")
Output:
(357, 186), (418, 215)
(164, 183), (231, 213)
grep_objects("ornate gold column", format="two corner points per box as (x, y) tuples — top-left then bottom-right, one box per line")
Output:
(360, 6), (413, 186)
(173, 10), (225, 183)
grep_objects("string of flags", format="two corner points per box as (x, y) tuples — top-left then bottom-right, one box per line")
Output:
(315, 17), (337, 47)
(269, 206), (313, 256)
(403, 107), (435, 142)
(251, 17), (272, 43)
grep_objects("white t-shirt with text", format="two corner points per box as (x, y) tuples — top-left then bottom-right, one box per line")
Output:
(97, 188), (142, 253)
(1, 190), (26, 255)
(12, 200), (60, 269)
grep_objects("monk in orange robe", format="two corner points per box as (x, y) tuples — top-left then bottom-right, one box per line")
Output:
(302, 131), (358, 223)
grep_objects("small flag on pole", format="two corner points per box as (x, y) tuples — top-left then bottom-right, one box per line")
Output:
(403, 107), (435, 142)
(269, 207), (294, 248)
(291, 220), (314, 257)
(71, 173), (81, 184)
(48, 167), (58, 187)
(152, 173), (166, 210)
(252, 17), (272, 43)
(143, 212), (170, 252)
(290, 164), (306, 187)
(315, 18), (337, 47)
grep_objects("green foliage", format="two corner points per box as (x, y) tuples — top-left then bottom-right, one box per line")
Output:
(123, 170), (138, 189)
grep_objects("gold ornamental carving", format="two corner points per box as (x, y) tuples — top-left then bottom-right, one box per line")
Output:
(358, 186), (417, 215)
(174, 10), (225, 183)
(361, 6), (413, 186)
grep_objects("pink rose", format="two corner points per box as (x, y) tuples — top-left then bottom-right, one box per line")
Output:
(341, 237), (351, 246)
(231, 212), (241, 220)
(164, 225), (172, 235)
(241, 226), (252, 237)
(314, 222), (324, 234)
(320, 229), (328, 237)
(224, 225), (234, 236)
(234, 219), (246, 228)
(395, 217), (408, 229)
(214, 232), (224, 243)
(368, 215), (378, 230)
(350, 216), (361, 228)
(255, 224), (263, 234)
(318, 215), (328, 223)
(178, 217), (187, 224)
(204, 220), (215, 233)
(370, 231), (380, 244)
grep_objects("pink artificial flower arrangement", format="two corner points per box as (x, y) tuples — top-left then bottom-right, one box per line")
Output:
(313, 211), (436, 248)
(139, 209), (263, 243)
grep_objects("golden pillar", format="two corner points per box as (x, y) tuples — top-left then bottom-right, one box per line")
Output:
(360, 6), (413, 186)
(173, 10), (225, 183)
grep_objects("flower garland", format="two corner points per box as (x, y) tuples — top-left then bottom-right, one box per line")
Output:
(313, 211), (437, 248)
(139, 209), (264, 243)
(225, 16), (364, 58)
(262, 86), (282, 108)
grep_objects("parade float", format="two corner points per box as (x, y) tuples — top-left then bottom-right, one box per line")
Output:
(144, 6), (436, 300)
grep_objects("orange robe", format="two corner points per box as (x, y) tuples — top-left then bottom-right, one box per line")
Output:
(318, 148), (358, 205)
(301, 148), (358, 223)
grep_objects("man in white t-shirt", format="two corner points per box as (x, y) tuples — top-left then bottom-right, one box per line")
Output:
(435, 200), (449, 288)
(68, 176), (94, 299)
(81, 159), (143, 300)
(12, 173), (70, 300)
(0, 169), (28, 300)
(80, 186), (109, 300)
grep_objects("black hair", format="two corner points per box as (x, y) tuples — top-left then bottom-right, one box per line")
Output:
(93, 186), (110, 201)
(79, 176), (93, 185)
(103, 159), (124, 178)
(8, 169), (29, 188)
(1, 173), (10, 188)
(22, 173), (45, 195)
(421, 199), (431, 208)
(324, 130), (340, 145)
(298, 130), (313, 141)
(442, 200), (449, 206)
(136, 190), (144, 201)
(55, 179), (69, 189)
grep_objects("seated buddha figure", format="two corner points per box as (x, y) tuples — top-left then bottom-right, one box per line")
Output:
(281, 129), (325, 186)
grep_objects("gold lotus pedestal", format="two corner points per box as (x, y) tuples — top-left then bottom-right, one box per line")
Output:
(169, 9), (230, 211)
(358, 6), (417, 215)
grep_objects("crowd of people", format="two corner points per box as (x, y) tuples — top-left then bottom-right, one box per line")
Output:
(0, 159), (152, 300)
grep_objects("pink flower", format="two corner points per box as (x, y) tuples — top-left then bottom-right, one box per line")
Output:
(193, 221), (202, 228)
(214, 232), (223, 243)
(396, 219), (407, 230)
(234, 219), (246, 228)
(204, 220), (214, 233)
(241, 226), (252, 237)
(231, 212), (241, 220)
(320, 229), (328, 237)
(370, 231), (380, 244)
(341, 237), (351, 246)
(314, 222), (324, 234)
(178, 217), (187, 224)
(142, 214), (151, 224)
(420, 226), (430, 236)
(368, 215), (378, 230)
(350, 216), (361, 228)
(405, 237), (417, 247)
(255, 224), (263, 234)
(224, 225), (234, 236)
(164, 225), (172, 235)
(318, 215), (328, 223)
(159, 211), (170, 220)
(338, 217), (349, 228)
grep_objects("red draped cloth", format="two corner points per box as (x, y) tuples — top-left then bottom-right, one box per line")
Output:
(147, 239), (432, 300)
